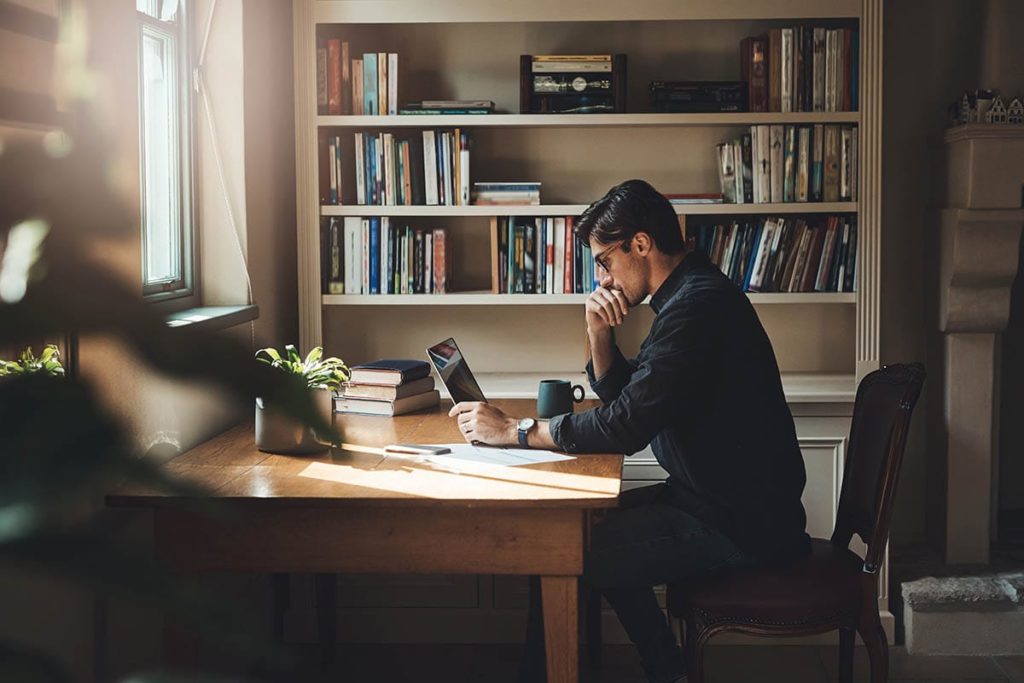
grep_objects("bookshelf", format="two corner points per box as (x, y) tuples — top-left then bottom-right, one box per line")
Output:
(292, 0), (884, 644)
(321, 202), (858, 217)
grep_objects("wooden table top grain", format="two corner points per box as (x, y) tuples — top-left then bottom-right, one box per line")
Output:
(108, 399), (623, 510)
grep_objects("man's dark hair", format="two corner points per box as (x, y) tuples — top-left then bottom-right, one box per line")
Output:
(574, 179), (685, 254)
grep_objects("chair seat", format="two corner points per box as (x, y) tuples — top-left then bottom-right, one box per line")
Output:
(668, 538), (865, 629)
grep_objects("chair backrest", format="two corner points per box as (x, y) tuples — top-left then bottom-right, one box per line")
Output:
(830, 363), (925, 573)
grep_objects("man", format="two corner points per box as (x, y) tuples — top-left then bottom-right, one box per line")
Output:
(449, 179), (810, 683)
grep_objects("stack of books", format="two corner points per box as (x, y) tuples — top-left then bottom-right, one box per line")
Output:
(399, 100), (494, 115)
(320, 218), (450, 295)
(316, 39), (398, 116)
(740, 27), (857, 113)
(491, 216), (603, 295)
(688, 215), (857, 293)
(715, 124), (857, 204)
(472, 182), (541, 206)
(335, 360), (440, 416)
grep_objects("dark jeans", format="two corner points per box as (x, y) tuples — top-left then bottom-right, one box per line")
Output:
(519, 483), (753, 683)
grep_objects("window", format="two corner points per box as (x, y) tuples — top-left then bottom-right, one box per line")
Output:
(137, 0), (194, 301)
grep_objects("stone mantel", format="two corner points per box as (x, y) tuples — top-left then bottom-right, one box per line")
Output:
(940, 125), (1024, 565)
(940, 208), (1024, 333)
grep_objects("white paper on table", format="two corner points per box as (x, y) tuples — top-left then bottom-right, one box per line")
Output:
(425, 443), (575, 468)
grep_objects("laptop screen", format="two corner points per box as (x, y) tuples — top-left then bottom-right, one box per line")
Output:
(426, 337), (487, 404)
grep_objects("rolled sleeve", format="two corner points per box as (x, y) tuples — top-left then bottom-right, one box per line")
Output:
(548, 412), (577, 452)
(586, 345), (637, 404)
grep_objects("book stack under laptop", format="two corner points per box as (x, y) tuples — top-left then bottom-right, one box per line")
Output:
(335, 359), (440, 416)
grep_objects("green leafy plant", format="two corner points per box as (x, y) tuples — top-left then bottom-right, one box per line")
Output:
(255, 344), (350, 392)
(0, 344), (65, 377)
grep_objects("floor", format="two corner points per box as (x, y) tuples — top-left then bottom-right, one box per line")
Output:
(257, 643), (1024, 683)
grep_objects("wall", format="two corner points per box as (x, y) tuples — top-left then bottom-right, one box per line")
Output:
(881, 0), (986, 548)
(983, 0), (1024, 515)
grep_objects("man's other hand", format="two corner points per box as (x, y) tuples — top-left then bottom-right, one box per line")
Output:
(585, 276), (630, 332)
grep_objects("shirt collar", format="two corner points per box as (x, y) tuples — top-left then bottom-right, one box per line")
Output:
(649, 249), (709, 314)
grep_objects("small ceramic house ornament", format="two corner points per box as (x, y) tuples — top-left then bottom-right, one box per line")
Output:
(1007, 97), (1024, 124)
(974, 89), (995, 122)
(959, 92), (973, 124)
(987, 96), (1008, 124)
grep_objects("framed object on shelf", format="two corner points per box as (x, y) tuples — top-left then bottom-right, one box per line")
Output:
(519, 53), (627, 114)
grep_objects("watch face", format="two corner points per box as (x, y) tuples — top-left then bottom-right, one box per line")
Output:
(518, 417), (536, 431)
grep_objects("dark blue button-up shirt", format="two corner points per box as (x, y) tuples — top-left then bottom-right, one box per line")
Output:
(549, 249), (810, 561)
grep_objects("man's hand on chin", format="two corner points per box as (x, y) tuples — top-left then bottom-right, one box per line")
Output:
(448, 401), (518, 446)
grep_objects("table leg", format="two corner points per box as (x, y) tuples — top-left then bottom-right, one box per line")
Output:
(542, 575), (579, 683)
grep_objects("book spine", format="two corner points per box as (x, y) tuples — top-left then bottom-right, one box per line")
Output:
(795, 26), (805, 112)
(328, 137), (337, 204)
(812, 28), (825, 112)
(381, 217), (390, 294)
(545, 218), (555, 293)
(797, 126), (810, 202)
(733, 139), (745, 204)
(811, 124), (824, 202)
(554, 217), (565, 294)
(757, 125), (771, 203)
(435, 228), (447, 293)
(768, 28), (782, 112)
(749, 37), (768, 113)
(815, 219), (838, 291)
(327, 38), (342, 115)
(352, 58), (363, 115)
(335, 136), (343, 205)
(388, 52), (398, 116)
(800, 225), (826, 292)
(780, 28), (793, 113)
(317, 41), (328, 115)
(851, 126), (859, 202)
(563, 217), (573, 293)
(840, 126), (853, 201)
(363, 52), (377, 115)
(769, 124), (784, 203)
(360, 218), (369, 294)
(369, 217), (380, 294)
(341, 41), (351, 115)
(378, 52), (387, 117)
(783, 125), (796, 203)
(424, 230), (433, 293)
(327, 218), (343, 293)
(459, 132), (471, 206)
(823, 124), (840, 202)
(716, 143), (737, 203)
(422, 131), (438, 205)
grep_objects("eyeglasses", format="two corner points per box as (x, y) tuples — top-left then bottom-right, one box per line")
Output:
(593, 240), (626, 272)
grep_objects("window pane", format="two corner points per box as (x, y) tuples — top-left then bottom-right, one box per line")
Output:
(140, 27), (181, 286)
(137, 0), (178, 22)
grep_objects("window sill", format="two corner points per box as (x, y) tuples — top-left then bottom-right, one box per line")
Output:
(165, 305), (259, 331)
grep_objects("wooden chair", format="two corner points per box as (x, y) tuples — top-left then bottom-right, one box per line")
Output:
(666, 362), (925, 683)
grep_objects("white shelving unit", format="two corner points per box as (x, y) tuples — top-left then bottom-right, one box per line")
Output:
(320, 202), (858, 217)
(292, 0), (886, 644)
(322, 291), (857, 306)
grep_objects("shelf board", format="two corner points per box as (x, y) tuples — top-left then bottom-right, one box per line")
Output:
(313, 1), (861, 25)
(321, 202), (857, 217)
(322, 291), (855, 305)
(438, 371), (855, 403)
(319, 112), (861, 128)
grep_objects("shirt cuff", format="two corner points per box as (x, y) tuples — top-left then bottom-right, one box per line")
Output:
(547, 413), (578, 453)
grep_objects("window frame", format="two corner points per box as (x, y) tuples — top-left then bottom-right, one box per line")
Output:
(137, 0), (198, 307)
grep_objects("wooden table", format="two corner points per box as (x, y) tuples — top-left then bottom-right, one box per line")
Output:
(107, 399), (623, 682)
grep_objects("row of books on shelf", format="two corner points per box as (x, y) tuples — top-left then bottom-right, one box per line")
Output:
(335, 360), (440, 416)
(490, 216), (602, 295)
(320, 217), (450, 295)
(689, 215), (857, 293)
(742, 26), (858, 113)
(317, 41), (397, 115)
(333, 129), (471, 207)
(716, 124), (857, 205)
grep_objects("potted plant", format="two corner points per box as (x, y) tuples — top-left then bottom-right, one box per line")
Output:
(254, 344), (349, 454)
(0, 344), (66, 377)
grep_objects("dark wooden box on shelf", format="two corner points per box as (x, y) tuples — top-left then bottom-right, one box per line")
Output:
(519, 54), (627, 114)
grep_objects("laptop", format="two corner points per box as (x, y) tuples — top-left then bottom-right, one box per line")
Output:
(426, 337), (488, 404)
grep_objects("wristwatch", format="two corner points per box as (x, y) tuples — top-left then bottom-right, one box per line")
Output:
(517, 417), (536, 447)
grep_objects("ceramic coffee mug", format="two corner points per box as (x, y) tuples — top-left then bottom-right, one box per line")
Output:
(537, 379), (586, 418)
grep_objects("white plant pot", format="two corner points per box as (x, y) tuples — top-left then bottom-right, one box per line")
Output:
(254, 388), (334, 454)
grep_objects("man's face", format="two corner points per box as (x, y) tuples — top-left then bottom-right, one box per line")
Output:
(590, 235), (645, 306)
